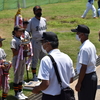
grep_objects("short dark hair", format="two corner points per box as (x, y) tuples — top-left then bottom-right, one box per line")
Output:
(12, 31), (15, 35)
(14, 26), (24, 31)
(84, 33), (89, 38)
(50, 41), (59, 49)
(12, 26), (24, 36)
(33, 5), (42, 13)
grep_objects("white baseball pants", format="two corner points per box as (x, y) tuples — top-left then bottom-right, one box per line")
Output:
(81, 2), (96, 18)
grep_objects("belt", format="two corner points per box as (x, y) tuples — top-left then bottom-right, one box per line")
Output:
(88, 2), (93, 5)
(86, 71), (95, 75)
(43, 93), (60, 97)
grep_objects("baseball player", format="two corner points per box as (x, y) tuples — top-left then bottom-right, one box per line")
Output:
(97, 0), (100, 17)
(21, 20), (30, 40)
(0, 37), (11, 100)
(81, 0), (97, 18)
(11, 26), (28, 100)
(71, 25), (97, 100)
(26, 5), (47, 81)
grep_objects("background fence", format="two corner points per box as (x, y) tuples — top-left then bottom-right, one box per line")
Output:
(0, 0), (74, 11)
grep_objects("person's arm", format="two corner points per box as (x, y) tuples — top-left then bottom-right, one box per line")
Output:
(98, 31), (100, 41)
(75, 64), (87, 91)
(70, 60), (75, 83)
(11, 48), (19, 56)
(26, 19), (32, 35)
(10, 39), (19, 56)
(32, 80), (49, 94)
(70, 77), (74, 83)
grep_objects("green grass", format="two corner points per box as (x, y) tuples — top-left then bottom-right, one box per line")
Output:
(0, 0), (100, 99)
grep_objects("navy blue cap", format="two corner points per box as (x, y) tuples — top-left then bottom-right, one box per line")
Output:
(71, 25), (90, 34)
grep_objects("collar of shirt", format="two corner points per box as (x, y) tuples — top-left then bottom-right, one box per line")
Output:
(80, 39), (89, 49)
(48, 49), (60, 55)
(14, 36), (21, 40)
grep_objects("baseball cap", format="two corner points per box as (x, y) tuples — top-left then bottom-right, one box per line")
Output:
(33, 5), (42, 12)
(0, 36), (5, 42)
(71, 25), (90, 34)
(41, 32), (58, 42)
(14, 26), (25, 31)
(23, 20), (29, 24)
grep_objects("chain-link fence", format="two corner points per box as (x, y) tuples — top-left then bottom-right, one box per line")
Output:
(0, 0), (74, 11)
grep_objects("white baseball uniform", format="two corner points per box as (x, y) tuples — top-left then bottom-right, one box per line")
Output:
(81, 0), (96, 18)
(0, 48), (6, 60)
(26, 17), (47, 69)
(0, 48), (10, 94)
(10, 36), (25, 84)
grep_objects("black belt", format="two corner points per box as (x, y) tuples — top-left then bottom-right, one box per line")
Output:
(43, 93), (60, 97)
(86, 71), (96, 75)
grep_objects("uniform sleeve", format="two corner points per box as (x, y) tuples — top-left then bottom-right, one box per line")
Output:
(44, 18), (47, 29)
(1, 49), (6, 60)
(78, 49), (89, 65)
(38, 59), (50, 80)
(0, 49), (6, 60)
(24, 31), (30, 40)
(26, 19), (32, 33)
(10, 39), (16, 49)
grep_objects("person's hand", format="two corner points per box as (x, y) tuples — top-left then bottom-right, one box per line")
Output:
(1, 65), (5, 69)
(32, 86), (41, 94)
(23, 45), (28, 50)
(75, 82), (81, 92)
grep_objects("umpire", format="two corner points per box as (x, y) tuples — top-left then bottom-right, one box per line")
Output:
(32, 32), (75, 100)
(71, 25), (98, 100)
